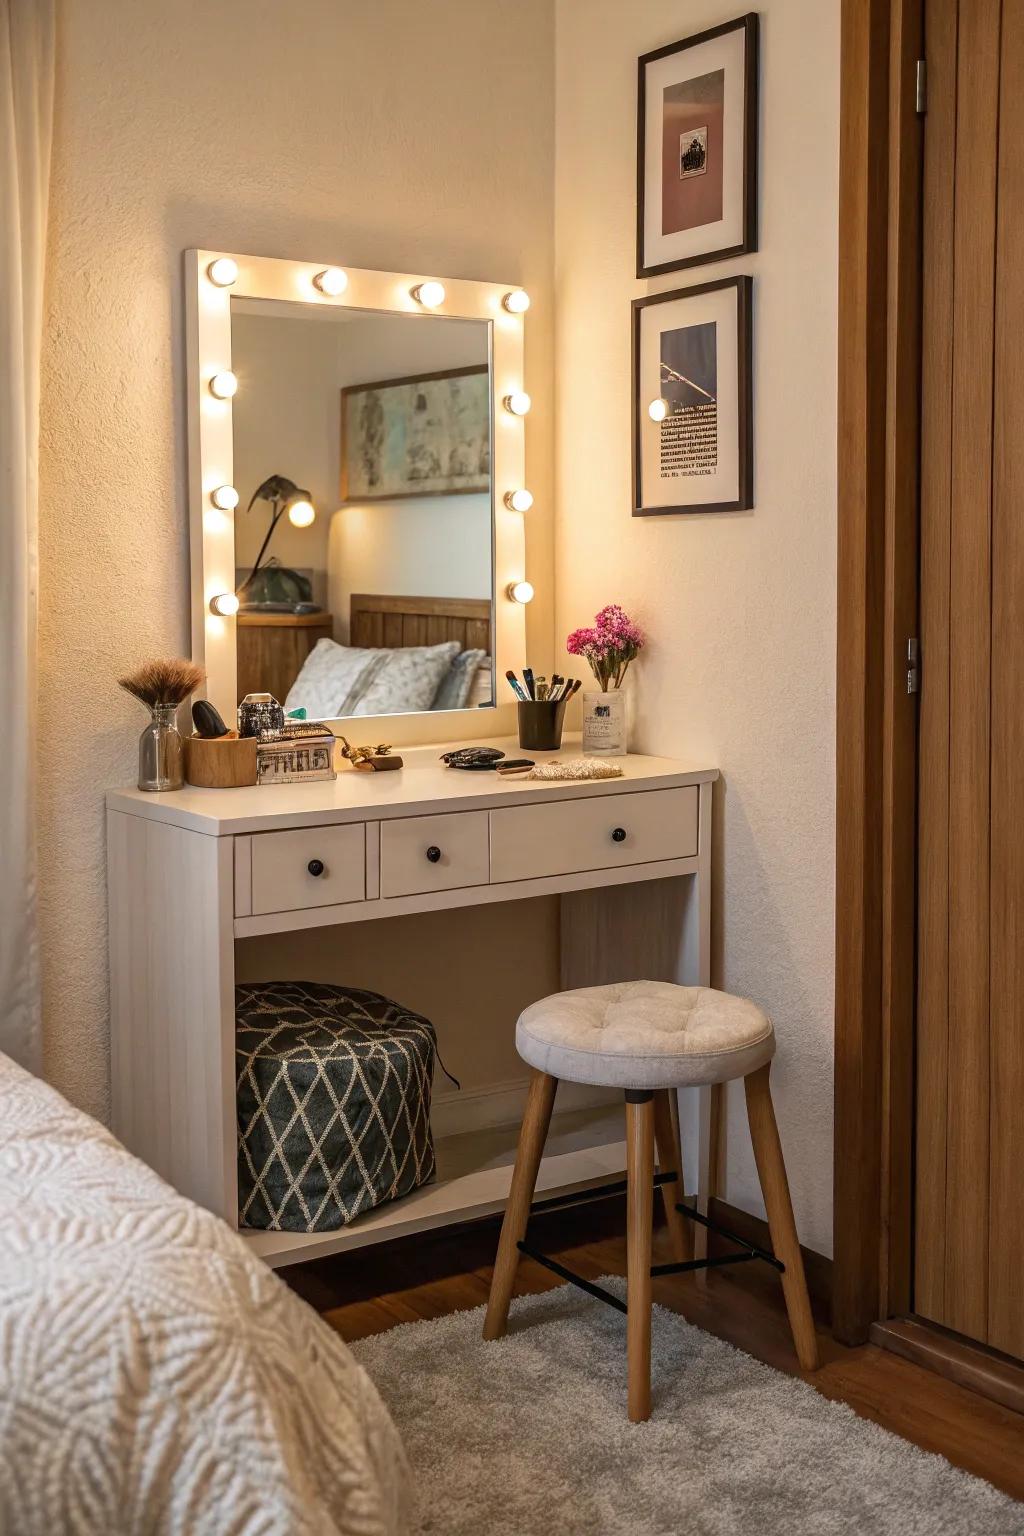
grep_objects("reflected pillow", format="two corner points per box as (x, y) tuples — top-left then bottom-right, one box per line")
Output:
(351, 641), (460, 716)
(467, 657), (493, 709)
(431, 648), (489, 711)
(286, 637), (462, 718)
(283, 638), (388, 719)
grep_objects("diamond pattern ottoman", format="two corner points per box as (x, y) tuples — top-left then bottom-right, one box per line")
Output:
(235, 981), (437, 1232)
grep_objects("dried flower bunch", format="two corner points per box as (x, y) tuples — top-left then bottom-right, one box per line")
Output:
(566, 604), (645, 691)
(118, 658), (205, 711)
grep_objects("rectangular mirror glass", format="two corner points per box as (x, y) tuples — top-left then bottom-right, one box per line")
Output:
(229, 298), (494, 721)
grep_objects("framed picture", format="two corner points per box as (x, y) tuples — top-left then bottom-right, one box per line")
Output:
(340, 363), (490, 501)
(637, 13), (758, 278)
(632, 275), (753, 517)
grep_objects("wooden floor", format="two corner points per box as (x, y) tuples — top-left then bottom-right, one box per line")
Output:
(284, 1198), (1024, 1505)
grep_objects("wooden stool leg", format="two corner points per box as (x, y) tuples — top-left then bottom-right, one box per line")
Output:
(483, 1070), (558, 1341)
(743, 1064), (820, 1372)
(626, 1090), (655, 1422)
(653, 1089), (692, 1262)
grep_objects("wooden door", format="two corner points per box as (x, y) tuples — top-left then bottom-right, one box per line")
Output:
(915, 0), (1024, 1360)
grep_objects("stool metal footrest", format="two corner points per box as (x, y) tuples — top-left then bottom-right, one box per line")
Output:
(516, 1243), (629, 1315)
(515, 1177), (784, 1317)
(670, 1200), (785, 1274)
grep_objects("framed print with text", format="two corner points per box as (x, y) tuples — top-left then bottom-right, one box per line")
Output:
(632, 275), (752, 517)
(637, 14), (758, 277)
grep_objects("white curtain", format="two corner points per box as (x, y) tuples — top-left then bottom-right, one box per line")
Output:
(0, 0), (54, 1068)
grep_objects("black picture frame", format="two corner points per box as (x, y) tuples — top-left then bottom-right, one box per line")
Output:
(632, 274), (753, 517)
(636, 13), (759, 279)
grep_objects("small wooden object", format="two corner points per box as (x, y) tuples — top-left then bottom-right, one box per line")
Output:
(338, 737), (402, 772)
(353, 754), (403, 772)
(184, 734), (257, 789)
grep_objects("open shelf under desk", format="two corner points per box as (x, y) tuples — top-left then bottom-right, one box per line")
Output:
(240, 1102), (626, 1270)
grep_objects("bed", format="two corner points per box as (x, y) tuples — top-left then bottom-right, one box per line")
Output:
(0, 1051), (407, 1536)
(283, 593), (494, 719)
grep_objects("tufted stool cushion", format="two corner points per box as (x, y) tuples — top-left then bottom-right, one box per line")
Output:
(516, 980), (774, 1090)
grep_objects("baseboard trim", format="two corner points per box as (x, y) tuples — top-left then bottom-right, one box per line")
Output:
(431, 1076), (617, 1141)
(870, 1316), (1024, 1416)
(706, 1197), (833, 1319)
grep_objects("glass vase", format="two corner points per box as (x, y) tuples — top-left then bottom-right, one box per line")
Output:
(138, 705), (184, 792)
(582, 688), (627, 756)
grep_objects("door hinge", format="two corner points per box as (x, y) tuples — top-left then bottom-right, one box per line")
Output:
(906, 638), (920, 696)
(915, 59), (927, 115)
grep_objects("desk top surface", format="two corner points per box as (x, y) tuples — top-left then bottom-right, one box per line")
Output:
(107, 735), (718, 836)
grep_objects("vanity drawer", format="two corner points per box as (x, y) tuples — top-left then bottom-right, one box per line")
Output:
(489, 786), (698, 884)
(380, 811), (490, 898)
(249, 825), (366, 915)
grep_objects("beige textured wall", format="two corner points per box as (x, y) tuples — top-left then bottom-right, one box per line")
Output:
(39, 0), (556, 1119)
(555, 0), (839, 1255)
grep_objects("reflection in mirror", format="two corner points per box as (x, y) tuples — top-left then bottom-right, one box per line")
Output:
(229, 300), (494, 721)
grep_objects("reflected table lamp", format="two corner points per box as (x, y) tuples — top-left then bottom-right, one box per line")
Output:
(237, 474), (320, 612)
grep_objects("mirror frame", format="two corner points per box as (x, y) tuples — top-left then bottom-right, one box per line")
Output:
(184, 249), (528, 731)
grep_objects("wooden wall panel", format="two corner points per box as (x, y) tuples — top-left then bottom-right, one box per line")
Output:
(942, 0), (1000, 1344)
(913, 0), (957, 1324)
(879, 0), (924, 1320)
(988, 0), (1024, 1362)
(833, 0), (892, 1346)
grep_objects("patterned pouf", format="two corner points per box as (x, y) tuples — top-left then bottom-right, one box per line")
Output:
(236, 981), (437, 1232)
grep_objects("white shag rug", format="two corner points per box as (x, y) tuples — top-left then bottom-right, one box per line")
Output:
(350, 1281), (1023, 1536)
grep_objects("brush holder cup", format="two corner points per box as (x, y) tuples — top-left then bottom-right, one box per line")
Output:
(517, 698), (568, 752)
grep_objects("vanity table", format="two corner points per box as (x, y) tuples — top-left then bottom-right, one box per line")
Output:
(106, 740), (716, 1268)
(109, 246), (719, 1270)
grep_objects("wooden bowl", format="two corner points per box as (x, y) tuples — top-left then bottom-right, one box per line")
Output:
(184, 734), (258, 789)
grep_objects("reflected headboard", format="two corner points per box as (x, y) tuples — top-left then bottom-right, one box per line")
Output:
(350, 594), (492, 653)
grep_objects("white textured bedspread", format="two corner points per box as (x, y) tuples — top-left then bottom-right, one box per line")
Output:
(0, 1053), (408, 1536)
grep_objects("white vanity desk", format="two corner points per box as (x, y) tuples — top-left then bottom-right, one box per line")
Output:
(107, 739), (717, 1268)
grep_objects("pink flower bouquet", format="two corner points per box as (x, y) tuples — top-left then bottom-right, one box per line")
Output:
(566, 604), (645, 692)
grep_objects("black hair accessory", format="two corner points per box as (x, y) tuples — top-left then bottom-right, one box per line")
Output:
(440, 747), (506, 770)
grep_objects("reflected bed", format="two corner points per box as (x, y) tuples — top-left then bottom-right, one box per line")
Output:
(282, 593), (494, 720)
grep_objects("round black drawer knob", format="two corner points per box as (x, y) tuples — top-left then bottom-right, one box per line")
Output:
(611, 828), (627, 843)
(426, 846), (442, 864)
(307, 858), (325, 877)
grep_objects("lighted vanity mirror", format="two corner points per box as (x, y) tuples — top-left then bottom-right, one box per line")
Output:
(231, 301), (494, 718)
(186, 252), (528, 729)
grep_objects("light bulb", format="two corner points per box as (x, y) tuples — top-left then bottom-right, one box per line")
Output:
(209, 370), (238, 400)
(502, 289), (530, 314)
(504, 489), (534, 512)
(207, 257), (238, 287)
(314, 267), (348, 296)
(648, 398), (669, 422)
(211, 484), (239, 511)
(508, 580), (534, 604)
(412, 280), (446, 308)
(209, 592), (240, 617)
(287, 498), (316, 528)
(503, 391), (531, 417)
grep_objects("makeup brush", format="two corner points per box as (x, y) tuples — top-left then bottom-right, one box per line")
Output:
(505, 669), (528, 701)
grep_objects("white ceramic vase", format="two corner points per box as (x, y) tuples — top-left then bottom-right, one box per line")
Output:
(582, 688), (627, 756)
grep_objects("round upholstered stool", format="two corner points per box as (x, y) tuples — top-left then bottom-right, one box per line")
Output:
(483, 981), (819, 1422)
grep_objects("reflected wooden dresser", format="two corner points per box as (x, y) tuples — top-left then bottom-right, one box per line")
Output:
(236, 611), (334, 707)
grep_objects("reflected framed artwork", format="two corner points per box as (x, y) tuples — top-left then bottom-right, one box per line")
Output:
(340, 363), (490, 502)
(637, 13), (758, 277)
(632, 275), (752, 516)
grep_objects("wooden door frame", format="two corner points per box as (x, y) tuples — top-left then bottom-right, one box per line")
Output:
(834, 0), (924, 1344)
